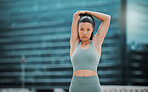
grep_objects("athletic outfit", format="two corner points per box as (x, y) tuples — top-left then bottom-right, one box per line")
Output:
(69, 40), (101, 92)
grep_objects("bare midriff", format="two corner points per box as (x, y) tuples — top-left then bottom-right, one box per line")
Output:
(73, 70), (97, 77)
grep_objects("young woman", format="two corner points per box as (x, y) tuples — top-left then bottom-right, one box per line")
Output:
(69, 10), (111, 92)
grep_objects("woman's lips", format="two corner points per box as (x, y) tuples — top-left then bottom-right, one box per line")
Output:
(82, 36), (87, 38)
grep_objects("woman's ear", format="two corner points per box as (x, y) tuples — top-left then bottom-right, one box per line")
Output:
(92, 27), (94, 31)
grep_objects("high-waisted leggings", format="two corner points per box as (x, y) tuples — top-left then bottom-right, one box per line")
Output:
(69, 75), (101, 92)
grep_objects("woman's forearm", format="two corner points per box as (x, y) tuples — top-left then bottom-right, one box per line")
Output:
(87, 10), (111, 22)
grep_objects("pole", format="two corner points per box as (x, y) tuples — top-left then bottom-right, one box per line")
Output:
(21, 55), (25, 88)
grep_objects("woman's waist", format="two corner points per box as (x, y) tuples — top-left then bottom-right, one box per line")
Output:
(73, 69), (97, 76)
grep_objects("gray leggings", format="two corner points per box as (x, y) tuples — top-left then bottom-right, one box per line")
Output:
(69, 75), (101, 92)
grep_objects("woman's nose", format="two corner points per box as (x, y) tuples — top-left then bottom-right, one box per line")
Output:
(84, 31), (87, 34)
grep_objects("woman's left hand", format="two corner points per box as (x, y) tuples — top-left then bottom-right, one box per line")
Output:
(79, 10), (89, 15)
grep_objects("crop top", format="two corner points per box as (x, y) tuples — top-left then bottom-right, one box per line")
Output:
(70, 40), (100, 72)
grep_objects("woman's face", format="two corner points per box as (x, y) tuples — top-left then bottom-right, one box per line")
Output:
(78, 22), (94, 41)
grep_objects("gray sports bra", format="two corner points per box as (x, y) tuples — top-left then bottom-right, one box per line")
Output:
(71, 40), (100, 72)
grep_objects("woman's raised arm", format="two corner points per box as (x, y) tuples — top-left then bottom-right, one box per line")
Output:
(87, 10), (111, 46)
(70, 11), (81, 48)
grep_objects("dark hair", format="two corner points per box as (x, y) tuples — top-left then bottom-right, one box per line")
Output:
(78, 13), (95, 40)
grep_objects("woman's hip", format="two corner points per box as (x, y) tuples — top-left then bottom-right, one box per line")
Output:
(69, 75), (101, 92)
(71, 75), (100, 85)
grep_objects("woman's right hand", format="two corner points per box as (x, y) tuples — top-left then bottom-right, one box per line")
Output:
(73, 10), (89, 21)
(73, 11), (81, 21)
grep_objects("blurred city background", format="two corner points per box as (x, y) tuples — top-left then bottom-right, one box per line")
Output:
(0, 0), (148, 92)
